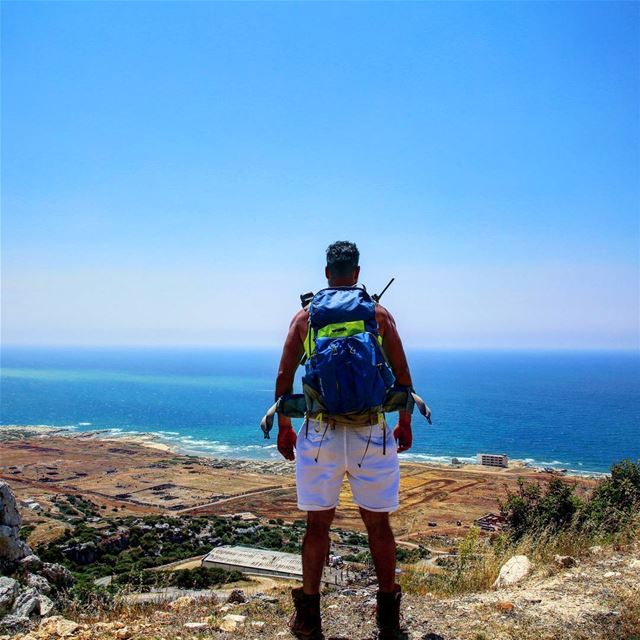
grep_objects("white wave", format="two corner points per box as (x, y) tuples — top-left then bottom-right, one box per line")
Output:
(77, 422), (92, 426)
(0, 423), (77, 431)
(403, 453), (476, 464)
(41, 423), (610, 475)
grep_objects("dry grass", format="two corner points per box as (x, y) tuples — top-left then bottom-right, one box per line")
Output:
(599, 585), (640, 640)
(400, 520), (639, 598)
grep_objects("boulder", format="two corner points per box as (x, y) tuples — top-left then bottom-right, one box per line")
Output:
(0, 483), (32, 573)
(251, 593), (279, 605)
(219, 614), (246, 632)
(39, 616), (80, 637)
(0, 526), (31, 571)
(183, 622), (208, 630)
(10, 587), (54, 620)
(19, 555), (43, 572)
(40, 563), (74, 588)
(26, 573), (51, 595)
(12, 588), (41, 618)
(554, 555), (577, 569)
(39, 594), (55, 618)
(169, 596), (196, 611)
(0, 483), (22, 528)
(0, 577), (19, 615)
(492, 555), (532, 589)
(63, 541), (98, 566)
(0, 614), (32, 635)
(226, 588), (247, 604)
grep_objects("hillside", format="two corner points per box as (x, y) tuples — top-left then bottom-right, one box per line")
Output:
(6, 542), (639, 640)
(1, 432), (638, 640)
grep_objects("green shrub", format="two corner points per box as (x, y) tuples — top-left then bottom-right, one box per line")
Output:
(500, 459), (640, 543)
(396, 545), (430, 563)
(19, 525), (35, 541)
(113, 567), (242, 592)
(500, 477), (581, 541)
(580, 459), (640, 534)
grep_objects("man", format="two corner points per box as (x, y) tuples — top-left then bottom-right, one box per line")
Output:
(275, 241), (414, 640)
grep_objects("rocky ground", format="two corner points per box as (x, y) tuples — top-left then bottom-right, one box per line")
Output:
(0, 482), (75, 637)
(2, 543), (638, 640)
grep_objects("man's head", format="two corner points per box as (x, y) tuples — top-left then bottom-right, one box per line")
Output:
(325, 241), (360, 285)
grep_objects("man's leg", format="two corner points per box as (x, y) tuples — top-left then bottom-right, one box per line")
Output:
(302, 508), (335, 594)
(290, 508), (335, 639)
(360, 508), (407, 639)
(359, 507), (396, 592)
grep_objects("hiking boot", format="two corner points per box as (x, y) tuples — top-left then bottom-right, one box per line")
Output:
(289, 587), (325, 640)
(375, 584), (409, 640)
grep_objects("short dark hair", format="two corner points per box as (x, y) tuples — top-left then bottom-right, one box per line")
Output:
(326, 241), (359, 277)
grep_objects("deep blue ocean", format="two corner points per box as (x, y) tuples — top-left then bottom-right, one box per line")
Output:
(1, 347), (638, 474)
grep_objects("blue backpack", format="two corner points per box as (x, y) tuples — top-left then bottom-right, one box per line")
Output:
(302, 287), (396, 414)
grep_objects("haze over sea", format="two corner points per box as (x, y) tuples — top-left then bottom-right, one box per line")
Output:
(1, 346), (638, 475)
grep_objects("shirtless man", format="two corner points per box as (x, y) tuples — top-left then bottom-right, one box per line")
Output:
(275, 241), (413, 640)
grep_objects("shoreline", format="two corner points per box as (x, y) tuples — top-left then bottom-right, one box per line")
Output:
(0, 424), (611, 478)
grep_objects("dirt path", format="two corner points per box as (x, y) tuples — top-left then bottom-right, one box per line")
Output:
(174, 485), (289, 515)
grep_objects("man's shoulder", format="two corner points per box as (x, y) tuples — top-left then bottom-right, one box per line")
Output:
(375, 303), (392, 326)
(289, 307), (309, 341)
(292, 307), (310, 323)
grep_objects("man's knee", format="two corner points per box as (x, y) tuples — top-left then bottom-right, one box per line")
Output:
(305, 508), (335, 535)
(359, 507), (393, 535)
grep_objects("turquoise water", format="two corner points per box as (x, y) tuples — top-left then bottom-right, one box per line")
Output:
(1, 347), (639, 474)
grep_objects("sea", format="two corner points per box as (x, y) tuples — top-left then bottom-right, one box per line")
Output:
(1, 347), (639, 475)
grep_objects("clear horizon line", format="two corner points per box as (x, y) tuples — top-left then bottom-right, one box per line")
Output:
(1, 342), (638, 353)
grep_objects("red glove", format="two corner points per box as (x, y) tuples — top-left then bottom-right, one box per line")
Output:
(393, 422), (412, 453)
(277, 425), (297, 461)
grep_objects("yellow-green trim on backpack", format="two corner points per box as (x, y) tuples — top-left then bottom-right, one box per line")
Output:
(304, 320), (368, 358)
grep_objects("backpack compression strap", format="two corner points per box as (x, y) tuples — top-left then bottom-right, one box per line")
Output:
(259, 387), (431, 439)
(260, 394), (307, 439)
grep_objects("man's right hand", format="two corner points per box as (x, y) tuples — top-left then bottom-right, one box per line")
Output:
(393, 422), (413, 453)
(277, 425), (297, 461)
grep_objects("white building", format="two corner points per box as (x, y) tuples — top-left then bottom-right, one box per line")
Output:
(476, 453), (509, 468)
(202, 545), (353, 585)
(203, 546), (302, 580)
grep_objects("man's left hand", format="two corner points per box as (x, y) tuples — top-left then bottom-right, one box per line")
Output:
(393, 423), (412, 453)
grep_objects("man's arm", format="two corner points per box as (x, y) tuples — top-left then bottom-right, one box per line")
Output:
(274, 309), (307, 459)
(377, 305), (413, 452)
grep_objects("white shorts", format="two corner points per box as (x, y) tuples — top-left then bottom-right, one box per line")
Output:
(295, 417), (400, 513)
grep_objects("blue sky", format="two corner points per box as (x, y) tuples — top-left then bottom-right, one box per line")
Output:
(2, 2), (638, 349)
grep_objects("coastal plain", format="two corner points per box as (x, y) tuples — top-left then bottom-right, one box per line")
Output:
(0, 428), (595, 544)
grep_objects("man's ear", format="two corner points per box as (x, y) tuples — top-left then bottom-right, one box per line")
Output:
(325, 265), (331, 280)
(354, 266), (361, 282)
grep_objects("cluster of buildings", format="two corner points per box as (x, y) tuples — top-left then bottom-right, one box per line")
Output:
(474, 513), (507, 532)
